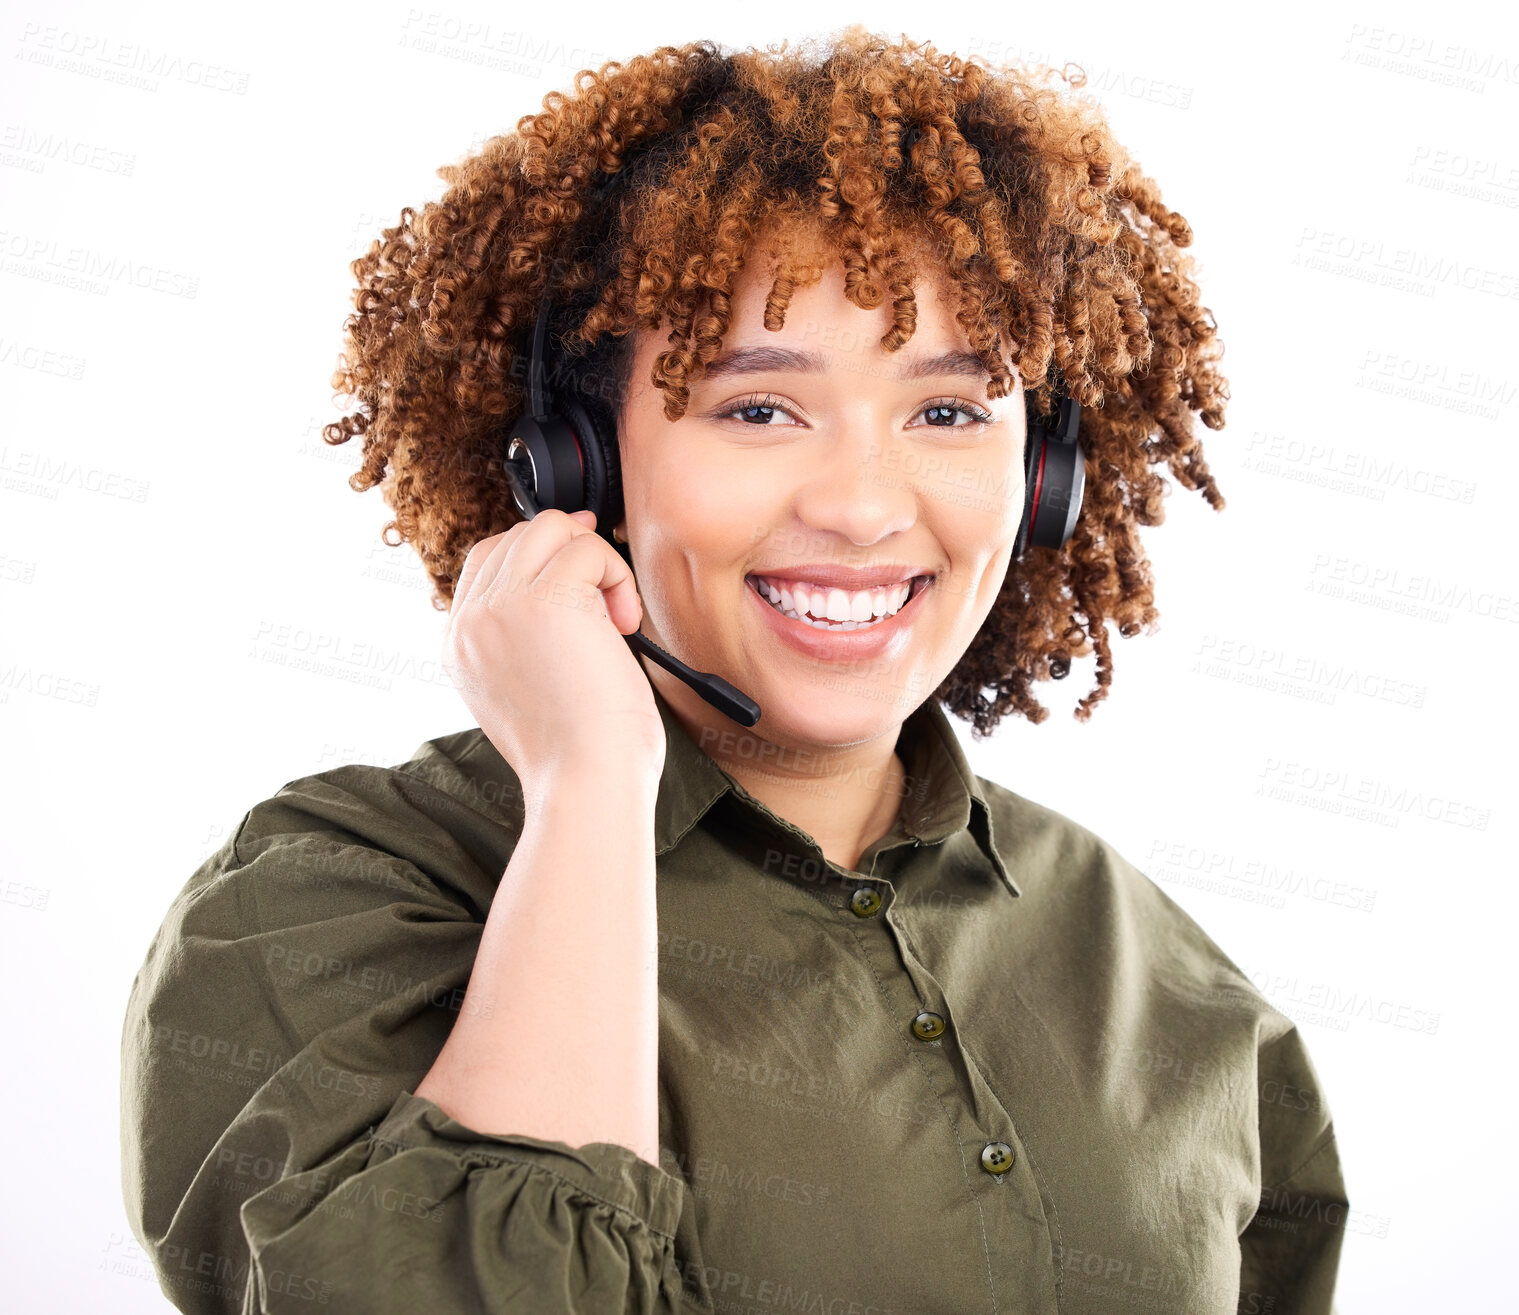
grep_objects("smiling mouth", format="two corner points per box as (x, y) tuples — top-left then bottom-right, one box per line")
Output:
(745, 574), (934, 631)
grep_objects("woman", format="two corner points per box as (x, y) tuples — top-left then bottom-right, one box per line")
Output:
(120, 27), (1347, 1315)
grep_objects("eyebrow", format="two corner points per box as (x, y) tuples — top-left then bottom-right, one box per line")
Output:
(696, 345), (991, 383)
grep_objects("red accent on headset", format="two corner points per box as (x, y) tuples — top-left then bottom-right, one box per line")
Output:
(1028, 440), (1048, 541)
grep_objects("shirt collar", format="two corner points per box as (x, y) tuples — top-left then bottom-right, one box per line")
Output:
(648, 681), (1020, 898)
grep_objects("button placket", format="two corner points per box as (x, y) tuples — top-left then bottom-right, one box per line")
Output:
(831, 858), (1057, 1313)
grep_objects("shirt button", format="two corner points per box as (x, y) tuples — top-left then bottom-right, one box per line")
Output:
(849, 886), (882, 917)
(980, 1142), (1015, 1175)
(911, 1011), (946, 1040)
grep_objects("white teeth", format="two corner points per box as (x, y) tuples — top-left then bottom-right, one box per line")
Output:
(752, 577), (917, 630)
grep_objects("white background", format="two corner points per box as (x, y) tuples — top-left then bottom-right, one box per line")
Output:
(3, 0), (1515, 1310)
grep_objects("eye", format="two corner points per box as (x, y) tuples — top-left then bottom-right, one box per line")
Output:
(709, 393), (996, 429)
(913, 396), (995, 429)
(712, 393), (801, 426)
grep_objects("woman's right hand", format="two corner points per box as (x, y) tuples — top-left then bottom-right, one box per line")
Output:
(442, 508), (667, 790)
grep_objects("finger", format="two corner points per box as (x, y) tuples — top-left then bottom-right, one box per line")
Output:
(464, 509), (577, 614)
(479, 509), (605, 609)
(451, 532), (509, 614)
(535, 531), (643, 635)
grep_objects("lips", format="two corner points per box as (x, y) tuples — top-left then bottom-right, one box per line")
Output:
(743, 569), (936, 668)
(744, 567), (923, 619)
(743, 564), (937, 591)
(745, 574), (931, 624)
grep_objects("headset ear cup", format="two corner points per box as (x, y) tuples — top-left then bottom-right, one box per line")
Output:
(1016, 389), (1087, 556)
(558, 394), (624, 543)
(596, 407), (632, 569)
(503, 413), (586, 518)
(1027, 441), (1077, 549)
(1058, 438), (1086, 545)
(556, 394), (602, 520)
(1013, 406), (1045, 561)
(1027, 396), (1084, 549)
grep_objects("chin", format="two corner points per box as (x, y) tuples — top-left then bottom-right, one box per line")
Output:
(757, 677), (918, 740)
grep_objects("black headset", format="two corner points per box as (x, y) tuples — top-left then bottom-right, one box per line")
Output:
(499, 165), (1086, 728)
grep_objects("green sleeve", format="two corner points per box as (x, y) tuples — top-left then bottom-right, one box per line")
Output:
(238, 1093), (685, 1314)
(1237, 1025), (1350, 1315)
(119, 778), (688, 1314)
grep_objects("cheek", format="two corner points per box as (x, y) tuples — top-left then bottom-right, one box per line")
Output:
(637, 451), (763, 581)
(938, 505), (1022, 617)
(956, 456), (1024, 542)
(940, 438), (1025, 528)
(658, 447), (782, 534)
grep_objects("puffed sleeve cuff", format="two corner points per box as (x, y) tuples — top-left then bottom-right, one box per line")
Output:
(370, 1091), (687, 1237)
(239, 1090), (688, 1313)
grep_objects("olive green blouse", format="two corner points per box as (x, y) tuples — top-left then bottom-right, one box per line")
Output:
(120, 681), (1347, 1314)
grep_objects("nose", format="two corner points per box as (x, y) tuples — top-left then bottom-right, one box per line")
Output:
(789, 427), (918, 549)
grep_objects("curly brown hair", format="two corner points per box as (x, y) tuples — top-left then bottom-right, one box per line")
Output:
(323, 25), (1228, 733)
